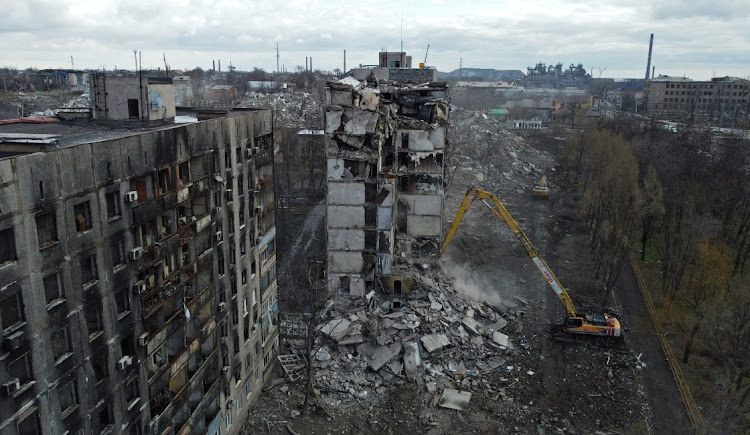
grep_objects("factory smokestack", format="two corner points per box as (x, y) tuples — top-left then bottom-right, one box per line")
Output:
(645, 34), (654, 80)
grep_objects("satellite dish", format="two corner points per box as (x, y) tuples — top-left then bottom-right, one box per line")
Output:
(149, 90), (164, 110)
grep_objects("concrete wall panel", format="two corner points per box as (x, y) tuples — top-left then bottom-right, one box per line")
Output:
(328, 251), (364, 274)
(327, 228), (365, 251)
(327, 182), (365, 205)
(401, 194), (443, 216)
(406, 215), (442, 237)
(327, 205), (364, 228)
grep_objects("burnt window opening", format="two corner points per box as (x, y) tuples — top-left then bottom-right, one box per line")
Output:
(115, 288), (130, 316)
(106, 191), (121, 220)
(365, 208), (376, 227)
(130, 175), (151, 204)
(401, 132), (410, 149)
(39, 180), (44, 199)
(93, 353), (108, 383)
(121, 334), (135, 357)
(74, 201), (92, 232)
(80, 254), (98, 285)
(17, 408), (41, 435)
(364, 230), (377, 250)
(128, 99), (139, 119)
(157, 168), (172, 195)
(58, 380), (78, 415)
(36, 212), (58, 249)
(0, 227), (17, 264)
(398, 176), (409, 193)
(51, 324), (72, 361)
(365, 183), (377, 202)
(43, 272), (64, 306)
(125, 377), (139, 406)
(378, 232), (391, 253)
(111, 239), (126, 267)
(0, 292), (25, 331)
(9, 352), (33, 385)
(99, 404), (113, 430)
(342, 159), (366, 179)
(382, 152), (395, 172)
(86, 305), (103, 339)
(225, 150), (231, 169)
(412, 238), (439, 257)
(396, 201), (408, 233)
(178, 161), (191, 186)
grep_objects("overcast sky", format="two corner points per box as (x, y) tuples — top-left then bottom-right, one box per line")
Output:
(2, 0), (748, 80)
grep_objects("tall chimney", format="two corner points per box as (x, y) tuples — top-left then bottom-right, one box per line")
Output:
(218, 60), (221, 73)
(652, 66), (655, 79)
(213, 60), (215, 71)
(645, 34), (654, 80)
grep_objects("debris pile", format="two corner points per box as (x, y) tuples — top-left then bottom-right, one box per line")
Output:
(30, 93), (91, 118)
(283, 266), (526, 413)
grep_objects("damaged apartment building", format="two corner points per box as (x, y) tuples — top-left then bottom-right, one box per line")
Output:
(0, 75), (278, 435)
(324, 77), (449, 296)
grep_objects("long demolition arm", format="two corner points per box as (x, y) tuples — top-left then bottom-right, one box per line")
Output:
(441, 187), (578, 316)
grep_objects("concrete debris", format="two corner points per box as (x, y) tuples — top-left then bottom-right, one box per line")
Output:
(357, 342), (403, 371)
(403, 341), (421, 380)
(420, 333), (451, 353)
(278, 354), (307, 382)
(320, 318), (352, 341)
(438, 388), (473, 411)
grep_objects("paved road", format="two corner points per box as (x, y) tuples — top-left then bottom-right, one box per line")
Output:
(616, 263), (693, 434)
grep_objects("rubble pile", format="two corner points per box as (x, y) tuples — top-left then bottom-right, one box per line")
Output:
(30, 93), (91, 118)
(238, 91), (322, 126)
(449, 107), (556, 196)
(285, 267), (526, 412)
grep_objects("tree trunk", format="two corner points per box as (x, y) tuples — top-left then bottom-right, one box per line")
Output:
(683, 319), (701, 364)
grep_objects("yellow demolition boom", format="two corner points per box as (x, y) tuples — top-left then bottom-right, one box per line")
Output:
(441, 187), (621, 338)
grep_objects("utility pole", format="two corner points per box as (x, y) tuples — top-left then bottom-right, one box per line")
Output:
(70, 56), (74, 70)
(163, 53), (169, 77)
(343, 50), (346, 75)
(133, 50), (138, 72)
(276, 43), (280, 75)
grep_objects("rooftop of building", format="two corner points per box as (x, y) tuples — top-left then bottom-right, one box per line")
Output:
(0, 107), (263, 160)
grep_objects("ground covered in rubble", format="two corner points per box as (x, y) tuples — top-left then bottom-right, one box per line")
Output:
(243, 109), (661, 434)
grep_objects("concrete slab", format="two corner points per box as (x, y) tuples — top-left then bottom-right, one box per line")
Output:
(320, 318), (352, 341)
(420, 333), (451, 353)
(357, 342), (402, 371)
(403, 341), (421, 379)
(438, 388), (472, 411)
(461, 317), (482, 335)
(493, 331), (510, 348)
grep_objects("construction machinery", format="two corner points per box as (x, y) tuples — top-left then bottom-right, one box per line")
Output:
(532, 175), (549, 197)
(441, 187), (621, 338)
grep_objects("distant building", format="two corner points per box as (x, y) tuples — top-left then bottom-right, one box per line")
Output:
(353, 52), (437, 83)
(206, 85), (238, 105)
(645, 75), (750, 118)
(379, 52), (412, 69)
(91, 74), (176, 123)
(173, 76), (193, 106)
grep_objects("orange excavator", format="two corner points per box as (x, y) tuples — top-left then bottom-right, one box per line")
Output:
(441, 187), (622, 338)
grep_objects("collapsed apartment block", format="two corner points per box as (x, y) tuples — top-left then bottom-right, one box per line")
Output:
(324, 77), (449, 296)
(0, 77), (278, 435)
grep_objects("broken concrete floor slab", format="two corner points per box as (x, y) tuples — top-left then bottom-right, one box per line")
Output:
(420, 333), (451, 353)
(320, 318), (352, 341)
(357, 342), (403, 371)
(438, 388), (472, 411)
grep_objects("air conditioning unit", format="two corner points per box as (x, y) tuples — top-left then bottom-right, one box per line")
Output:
(214, 206), (222, 215)
(251, 324), (259, 333)
(255, 206), (263, 213)
(218, 302), (226, 312)
(254, 147), (260, 153)
(178, 217), (187, 225)
(225, 189), (233, 199)
(138, 333), (149, 347)
(2, 378), (20, 397)
(214, 231), (223, 242)
(117, 355), (133, 370)
(129, 247), (143, 261)
(133, 281), (147, 295)
(222, 366), (230, 377)
(246, 148), (252, 158)
(124, 191), (139, 203)
(3, 331), (23, 352)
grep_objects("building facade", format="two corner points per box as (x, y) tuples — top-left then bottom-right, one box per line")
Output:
(645, 75), (750, 118)
(324, 78), (449, 296)
(0, 105), (278, 434)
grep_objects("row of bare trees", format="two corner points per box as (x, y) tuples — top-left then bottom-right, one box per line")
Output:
(561, 109), (750, 432)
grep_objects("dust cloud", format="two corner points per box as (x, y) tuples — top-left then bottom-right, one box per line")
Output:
(442, 253), (520, 309)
